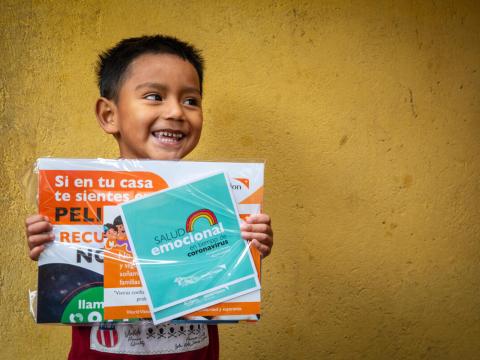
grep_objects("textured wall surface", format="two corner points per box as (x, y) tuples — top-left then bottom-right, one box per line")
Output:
(1, 1), (479, 359)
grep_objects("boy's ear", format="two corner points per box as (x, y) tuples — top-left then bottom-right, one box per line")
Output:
(95, 97), (119, 135)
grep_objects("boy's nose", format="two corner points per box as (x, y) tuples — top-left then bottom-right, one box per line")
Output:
(163, 98), (184, 121)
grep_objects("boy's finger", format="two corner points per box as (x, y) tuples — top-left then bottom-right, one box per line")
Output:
(252, 239), (271, 258)
(240, 223), (272, 235)
(241, 231), (272, 244)
(246, 214), (271, 225)
(25, 215), (49, 227)
(29, 245), (45, 261)
(28, 233), (55, 249)
(27, 221), (52, 236)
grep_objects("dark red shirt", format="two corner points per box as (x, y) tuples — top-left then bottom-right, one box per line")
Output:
(69, 323), (219, 359)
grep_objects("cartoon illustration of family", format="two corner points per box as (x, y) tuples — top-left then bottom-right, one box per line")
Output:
(104, 215), (132, 253)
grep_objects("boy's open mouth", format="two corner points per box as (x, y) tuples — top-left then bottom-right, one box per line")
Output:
(152, 130), (185, 144)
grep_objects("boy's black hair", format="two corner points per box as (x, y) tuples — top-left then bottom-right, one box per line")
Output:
(113, 215), (123, 227)
(96, 35), (204, 101)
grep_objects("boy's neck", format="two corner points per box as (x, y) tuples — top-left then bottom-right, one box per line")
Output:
(118, 153), (183, 161)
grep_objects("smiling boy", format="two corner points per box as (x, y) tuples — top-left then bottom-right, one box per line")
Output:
(97, 51), (203, 160)
(25, 35), (273, 359)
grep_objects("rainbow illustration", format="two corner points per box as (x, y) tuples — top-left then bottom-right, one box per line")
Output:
(185, 209), (218, 232)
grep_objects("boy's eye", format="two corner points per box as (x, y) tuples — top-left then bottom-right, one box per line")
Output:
(183, 98), (200, 106)
(145, 94), (163, 101)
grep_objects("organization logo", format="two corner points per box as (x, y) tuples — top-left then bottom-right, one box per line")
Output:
(230, 178), (251, 201)
(231, 177), (250, 190)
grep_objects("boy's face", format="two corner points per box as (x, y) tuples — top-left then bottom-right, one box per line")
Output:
(108, 53), (203, 160)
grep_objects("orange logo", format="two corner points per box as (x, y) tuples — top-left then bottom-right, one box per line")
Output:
(233, 178), (250, 189)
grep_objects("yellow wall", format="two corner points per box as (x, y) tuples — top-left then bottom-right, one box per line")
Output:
(1, 1), (479, 359)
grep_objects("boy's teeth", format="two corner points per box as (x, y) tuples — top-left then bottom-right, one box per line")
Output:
(153, 131), (183, 139)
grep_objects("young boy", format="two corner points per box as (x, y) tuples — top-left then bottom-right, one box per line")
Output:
(25, 35), (273, 359)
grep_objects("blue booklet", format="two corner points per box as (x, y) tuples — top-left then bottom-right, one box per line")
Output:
(120, 172), (260, 324)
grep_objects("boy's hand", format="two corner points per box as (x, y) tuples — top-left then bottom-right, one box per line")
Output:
(240, 214), (273, 258)
(25, 215), (55, 261)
